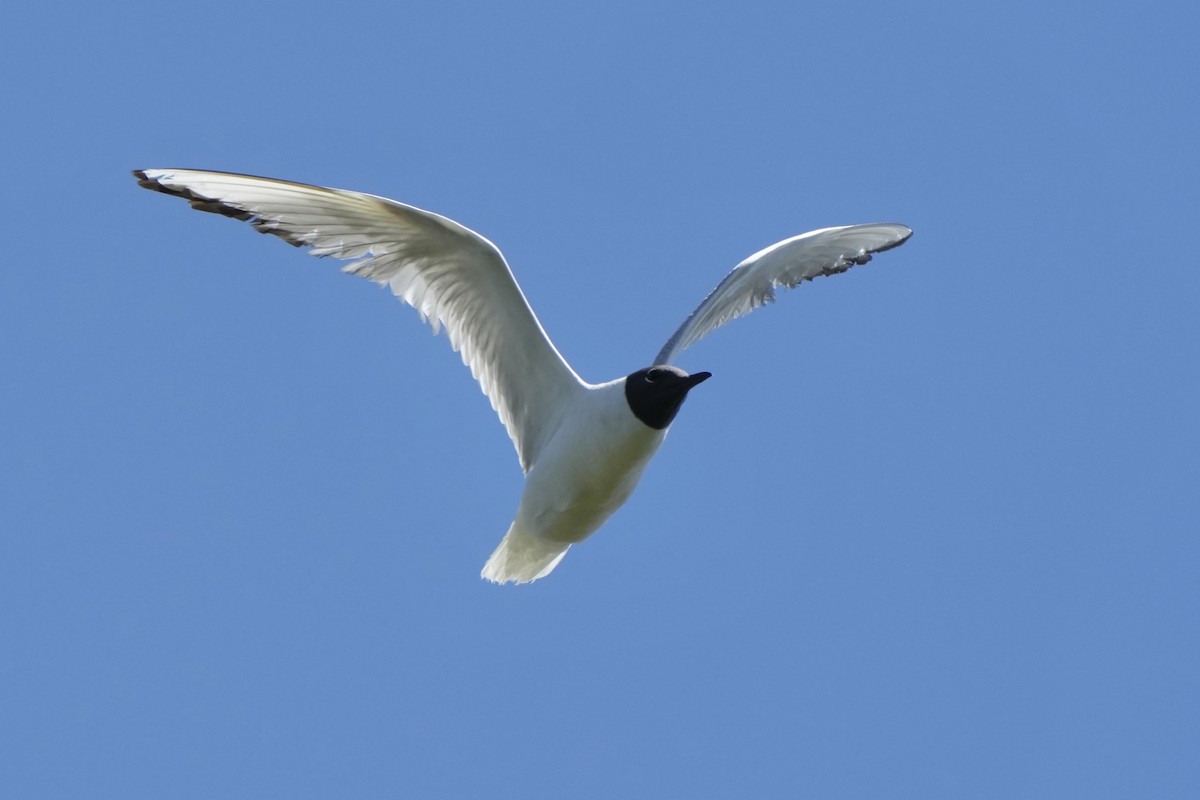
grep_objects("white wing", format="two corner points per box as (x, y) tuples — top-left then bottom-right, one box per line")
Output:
(653, 223), (912, 365)
(135, 169), (585, 472)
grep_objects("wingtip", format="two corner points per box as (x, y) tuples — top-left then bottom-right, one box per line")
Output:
(131, 169), (258, 222)
(132, 168), (178, 195)
(132, 168), (160, 191)
(874, 223), (913, 253)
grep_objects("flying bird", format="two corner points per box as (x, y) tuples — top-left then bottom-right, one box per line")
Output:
(134, 169), (911, 584)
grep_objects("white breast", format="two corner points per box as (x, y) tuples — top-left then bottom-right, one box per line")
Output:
(514, 379), (667, 544)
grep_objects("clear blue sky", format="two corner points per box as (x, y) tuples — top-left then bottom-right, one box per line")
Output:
(2, 2), (1197, 797)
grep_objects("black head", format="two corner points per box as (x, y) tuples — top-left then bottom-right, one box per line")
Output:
(624, 366), (712, 430)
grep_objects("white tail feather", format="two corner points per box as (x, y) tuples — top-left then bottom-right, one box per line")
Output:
(481, 523), (570, 584)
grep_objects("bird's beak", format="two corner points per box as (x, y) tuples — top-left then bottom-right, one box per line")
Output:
(683, 371), (712, 390)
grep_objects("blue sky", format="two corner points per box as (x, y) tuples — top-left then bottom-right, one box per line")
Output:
(2, 1), (1197, 797)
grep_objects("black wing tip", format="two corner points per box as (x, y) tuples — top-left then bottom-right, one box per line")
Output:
(133, 168), (309, 247)
(133, 168), (174, 194)
(132, 168), (258, 224)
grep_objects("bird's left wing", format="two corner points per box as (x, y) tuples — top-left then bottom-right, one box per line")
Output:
(134, 169), (585, 472)
(653, 223), (912, 365)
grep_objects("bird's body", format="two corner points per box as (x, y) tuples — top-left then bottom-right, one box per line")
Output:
(486, 377), (667, 582)
(134, 168), (911, 584)
(520, 378), (663, 545)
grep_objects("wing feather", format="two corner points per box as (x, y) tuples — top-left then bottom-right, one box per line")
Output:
(654, 223), (912, 365)
(135, 168), (584, 471)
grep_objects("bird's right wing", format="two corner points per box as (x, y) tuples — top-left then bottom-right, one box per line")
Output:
(653, 223), (912, 365)
(135, 169), (586, 472)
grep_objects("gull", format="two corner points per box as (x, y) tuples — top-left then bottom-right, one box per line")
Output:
(134, 169), (911, 584)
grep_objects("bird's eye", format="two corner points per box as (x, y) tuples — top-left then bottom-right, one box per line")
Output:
(645, 370), (661, 383)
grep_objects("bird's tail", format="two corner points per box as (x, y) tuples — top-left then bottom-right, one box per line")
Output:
(481, 522), (570, 585)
